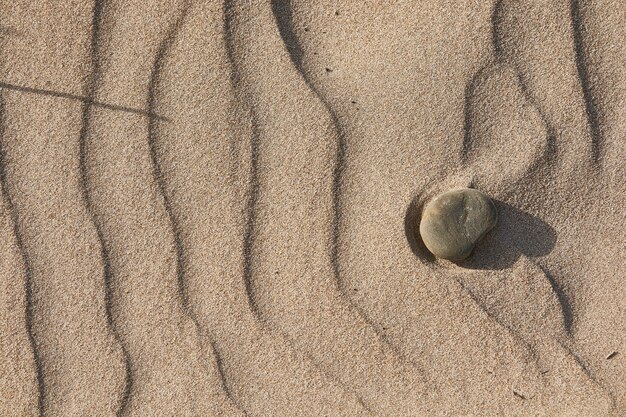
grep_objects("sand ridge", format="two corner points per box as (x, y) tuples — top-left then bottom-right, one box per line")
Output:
(0, 0), (624, 416)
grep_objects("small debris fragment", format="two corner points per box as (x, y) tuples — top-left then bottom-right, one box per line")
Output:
(335, 11), (340, 16)
(607, 351), (619, 360)
(325, 67), (332, 73)
(513, 390), (526, 400)
(351, 100), (357, 104)
(304, 27), (309, 32)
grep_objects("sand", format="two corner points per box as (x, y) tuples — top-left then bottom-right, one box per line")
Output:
(0, 0), (624, 416)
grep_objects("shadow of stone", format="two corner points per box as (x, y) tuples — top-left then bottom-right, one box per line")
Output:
(405, 197), (556, 270)
(404, 194), (435, 263)
(460, 199), (556, 270)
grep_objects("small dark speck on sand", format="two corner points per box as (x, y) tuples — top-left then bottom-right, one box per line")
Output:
(325, 68), (332, 73)
(335, 11), (340, 16)
(351, 100), (357, 104)
(304, 27), (309, 32)
(607, 351), (619, 360)
(513, 390), (526, 400)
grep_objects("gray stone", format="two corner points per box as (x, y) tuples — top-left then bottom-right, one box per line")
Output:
(419, 188), (497, 261)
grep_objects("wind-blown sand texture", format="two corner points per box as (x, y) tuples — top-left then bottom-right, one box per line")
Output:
(0, 0), (624, 416)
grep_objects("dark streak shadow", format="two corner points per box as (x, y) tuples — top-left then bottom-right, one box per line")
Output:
(461, 65), (495, 165)
(403, 194), (435, 263)
(147, 1), (191, 315)
(211, 342), (250, 417)
(224, 8), (351, 393)
(492, 0), (602, 165)
(78, 1), (133, 416)
(0, 98), (45, 416)
(223, 5), (339, 413)
(570, 0), (601, 163)
(453, 272), (542, 372)
(147, 5), (249, 415)
(270, 0), (418, 368)
(538, 264), (573, 334)
(271, 0), (303, 69)
(513, 72), (558, 161)
(460, 0), (508, 165)
(0, 82), (169, 121)
(491, 0), (505, 58)
(559, 339), (616, 410)
(461, 0), (502, 164)
(95, 225), (134, 417)
(223, 2), (262, 320)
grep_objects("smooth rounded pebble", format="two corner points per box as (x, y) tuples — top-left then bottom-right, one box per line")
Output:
(419, 188), (497, 261)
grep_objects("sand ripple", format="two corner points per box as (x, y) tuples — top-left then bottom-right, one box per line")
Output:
(0, 0), (623, 415)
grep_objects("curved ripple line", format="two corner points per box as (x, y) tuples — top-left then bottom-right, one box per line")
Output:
(0, 99), (44, 415)
(146, 3), (248, 413)
(569, 0), (602, 163)
(269, 0), (418, 367)
(78, 1), (133, 415)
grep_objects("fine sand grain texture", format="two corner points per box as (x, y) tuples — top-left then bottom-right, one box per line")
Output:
(0, 0), (624, 416)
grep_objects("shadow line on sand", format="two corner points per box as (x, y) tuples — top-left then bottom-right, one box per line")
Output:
(0, 98), (45, 417)
(569, 0), (602, 163)
(223, 2), (263, 322)
(146, 2), (248, 414)
(0, 81), (170, 121)
(78, 0), (133, 415)
(270, 0), (417, 368)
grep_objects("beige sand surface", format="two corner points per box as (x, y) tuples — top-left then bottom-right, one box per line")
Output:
(0, 0), (624, 416)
